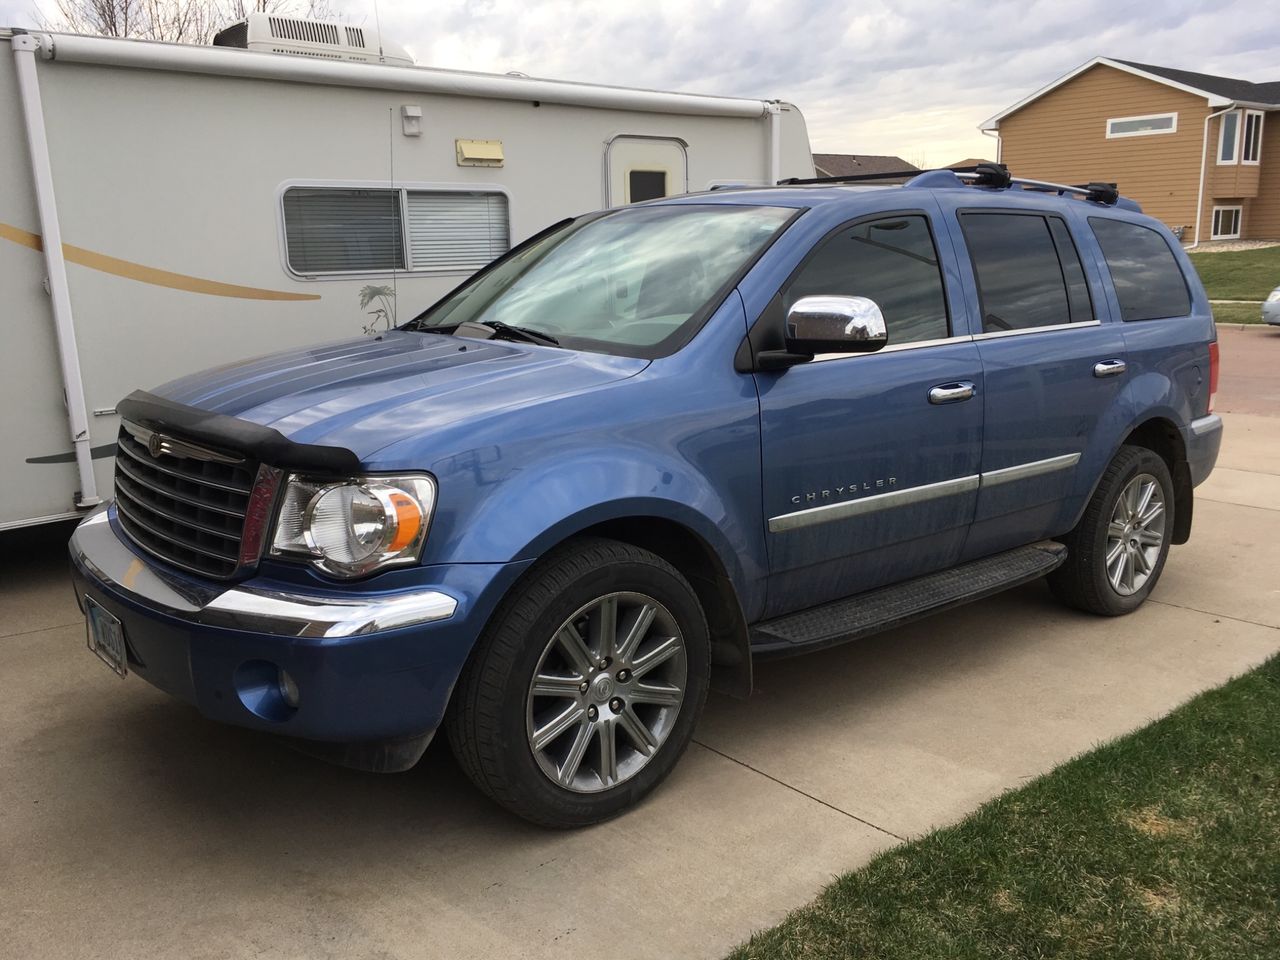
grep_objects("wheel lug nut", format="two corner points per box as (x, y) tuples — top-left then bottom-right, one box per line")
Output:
(599, 657), (611, 669)
(587, 705), (598, 720)
(609, 697), (623, 712)
(579, 681), (589, 693)
(617, 669), (631, 683)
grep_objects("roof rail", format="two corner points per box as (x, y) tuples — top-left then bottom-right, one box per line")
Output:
(778, 163), (1129, 208)
(952, 170), (1121, 206)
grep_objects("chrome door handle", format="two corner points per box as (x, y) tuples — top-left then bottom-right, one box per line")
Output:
(929, 381), (975, 404)
(1093, 359), (1127, 378)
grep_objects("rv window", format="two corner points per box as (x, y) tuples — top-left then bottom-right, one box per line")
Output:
(628, 170), (668, 203)
(406, 191), (510, 272)
(283, 186), (511, 276)
(283, 188), (404, 274)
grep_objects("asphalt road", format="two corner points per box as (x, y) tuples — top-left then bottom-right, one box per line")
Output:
(3, 326), (1278, 960)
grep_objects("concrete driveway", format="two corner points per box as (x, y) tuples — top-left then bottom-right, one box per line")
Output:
(3, 326), (1278, 960)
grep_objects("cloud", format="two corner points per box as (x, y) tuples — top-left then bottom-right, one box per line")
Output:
(6, 0), (1278, 166)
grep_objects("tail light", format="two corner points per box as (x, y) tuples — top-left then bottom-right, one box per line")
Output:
(1207, 341), (1220, 413)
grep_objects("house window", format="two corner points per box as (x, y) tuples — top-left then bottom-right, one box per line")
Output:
(1105, 113), (1177, 138)
(1242, 111), (1264, 164)
(283, 186), (509, 276)
(1212, 206), (1242, 240)
(1218, 111), (1241, 164)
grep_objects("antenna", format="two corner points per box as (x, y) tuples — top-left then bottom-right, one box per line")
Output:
(388, 106), (398, 323)
(372, 0), (385, 60)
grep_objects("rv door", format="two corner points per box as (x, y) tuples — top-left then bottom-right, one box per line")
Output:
(605, 136), (688, 207)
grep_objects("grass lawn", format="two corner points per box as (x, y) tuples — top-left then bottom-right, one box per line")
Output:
(728, 654), (1280, 960)
(1211, 302), (1266, 325)
(1189, 246), (1280, 301)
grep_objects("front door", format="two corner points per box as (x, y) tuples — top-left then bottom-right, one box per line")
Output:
(755, 208), (984, 618)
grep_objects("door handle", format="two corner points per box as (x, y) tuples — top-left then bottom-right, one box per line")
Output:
(929, 381), (975, 404)
(1093, 359), (1127, 378)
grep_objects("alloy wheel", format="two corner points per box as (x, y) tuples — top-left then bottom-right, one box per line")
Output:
(525, 592), (687, 793)
(1105, 472), (1166, 596)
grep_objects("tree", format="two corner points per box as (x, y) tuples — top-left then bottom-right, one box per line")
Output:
(40, 0), (337, 46)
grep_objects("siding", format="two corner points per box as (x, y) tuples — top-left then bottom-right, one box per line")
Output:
(999, 64), (1211, 235)
(1243, 117), (1280, 239)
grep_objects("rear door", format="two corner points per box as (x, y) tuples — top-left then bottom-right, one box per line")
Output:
(754, 203), (984, 618)
(938, 199), (1127, 559)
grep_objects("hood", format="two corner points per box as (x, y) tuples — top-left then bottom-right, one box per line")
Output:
(152, 330), (648, 461)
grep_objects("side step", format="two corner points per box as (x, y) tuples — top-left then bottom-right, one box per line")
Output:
(750, 541), (1067, 657)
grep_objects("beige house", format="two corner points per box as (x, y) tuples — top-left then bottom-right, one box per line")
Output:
(981, 58), (1280, 243)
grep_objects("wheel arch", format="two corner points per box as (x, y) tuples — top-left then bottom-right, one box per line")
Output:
(1120, 416), (1192, 544)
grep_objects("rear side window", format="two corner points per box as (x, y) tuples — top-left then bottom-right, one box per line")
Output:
(1089, 217), (1192, 321)
(960, 212), (1093, 332)
(785, 214), (950, 344)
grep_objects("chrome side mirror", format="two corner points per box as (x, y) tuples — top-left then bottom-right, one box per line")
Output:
(785, 296), (888, 355)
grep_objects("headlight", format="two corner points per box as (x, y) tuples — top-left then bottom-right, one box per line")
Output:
(1268, 290), (1280, 303)
(269, 474), (436, 578)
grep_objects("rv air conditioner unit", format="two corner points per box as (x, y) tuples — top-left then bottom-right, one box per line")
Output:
(212, 13), (414, 67)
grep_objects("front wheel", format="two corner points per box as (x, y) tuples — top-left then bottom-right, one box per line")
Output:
(446, 538), (710, 828)
(1049, 445), (1174, 616)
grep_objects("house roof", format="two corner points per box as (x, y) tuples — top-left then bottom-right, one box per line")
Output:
(947, 158), (995, 168)
(1113, 60), (1280, 108)
(980, 57), (1280, 131)
(812, 153), (918, 177)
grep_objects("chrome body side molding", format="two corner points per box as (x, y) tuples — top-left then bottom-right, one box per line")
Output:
(769, 453), (1083, 532)
(769, 474), (980, 533)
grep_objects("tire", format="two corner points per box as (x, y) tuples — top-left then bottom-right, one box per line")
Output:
(1049, 445), (1175, 616)
(446, 537), (711, 828)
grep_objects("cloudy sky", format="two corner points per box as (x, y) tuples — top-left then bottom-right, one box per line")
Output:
(5, 0), (1278, 166)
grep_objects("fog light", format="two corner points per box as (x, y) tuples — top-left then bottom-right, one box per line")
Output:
(278, 668), (300, 709)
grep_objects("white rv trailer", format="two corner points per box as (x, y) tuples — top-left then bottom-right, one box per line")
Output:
(0, 16), (814, 530)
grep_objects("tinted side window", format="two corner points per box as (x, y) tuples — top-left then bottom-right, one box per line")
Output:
(1089, 217), (1192, 321)
(961, 213), (1074, 332)
(1047, 218), (1094, 323)
(785, 215), (949, 344)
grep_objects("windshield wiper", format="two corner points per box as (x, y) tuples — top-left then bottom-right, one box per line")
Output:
(476, 320), (560, 346)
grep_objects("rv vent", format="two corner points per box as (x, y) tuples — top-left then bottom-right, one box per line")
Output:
(269, 16), (340, 45)
(345, 26), (365, 48)
(272, 47), (343, 60)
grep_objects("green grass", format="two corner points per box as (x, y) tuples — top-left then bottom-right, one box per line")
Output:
(1189, 246), (1280, 301)
(728, 654), (1280, 960)
(1211, 302), (1267, 325)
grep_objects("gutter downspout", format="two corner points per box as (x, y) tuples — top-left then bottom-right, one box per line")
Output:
(12, 32), (101, 507)
(981, 127), (1001, 163)
(766, 102), (783, 184)
(1190, 105), (1234, 250)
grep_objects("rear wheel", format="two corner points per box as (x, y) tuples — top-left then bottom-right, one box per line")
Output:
(447, 538), (710, 827)
(1049, 445), (1174, 616)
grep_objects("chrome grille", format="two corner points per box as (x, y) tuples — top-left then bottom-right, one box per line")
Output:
(113, 423), (259, 579)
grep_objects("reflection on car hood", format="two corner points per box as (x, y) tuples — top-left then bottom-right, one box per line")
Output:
(152, 330), (648, 461)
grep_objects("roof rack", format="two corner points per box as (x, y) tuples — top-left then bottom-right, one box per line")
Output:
(777, 162), (1124, 206)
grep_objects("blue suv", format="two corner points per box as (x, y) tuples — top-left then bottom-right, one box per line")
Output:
(70, 165), (1223, 827)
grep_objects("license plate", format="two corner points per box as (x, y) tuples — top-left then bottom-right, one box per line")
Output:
(85, 597), (128, 678)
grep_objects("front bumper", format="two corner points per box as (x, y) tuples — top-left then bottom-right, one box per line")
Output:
(69, 508), (529, 759)
(1263, 300), (1280, 326)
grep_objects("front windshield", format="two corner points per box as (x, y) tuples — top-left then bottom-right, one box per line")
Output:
(407, 204), (795, 356)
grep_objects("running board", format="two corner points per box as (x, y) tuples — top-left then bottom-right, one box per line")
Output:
(750, 541), (1067, 657)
